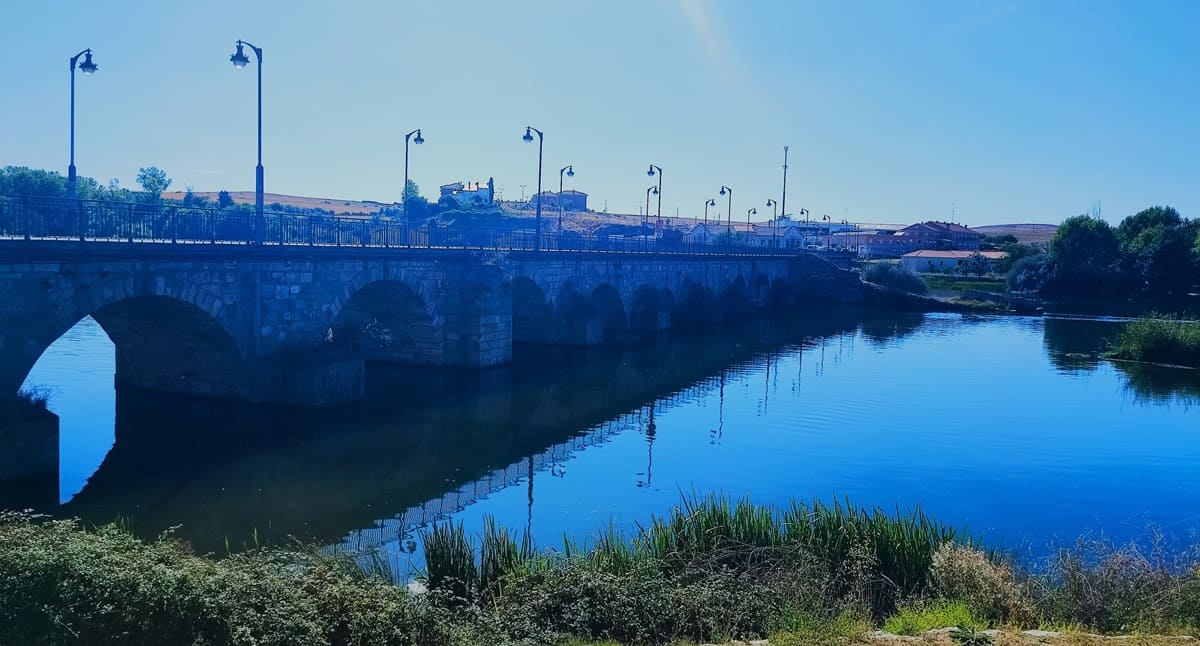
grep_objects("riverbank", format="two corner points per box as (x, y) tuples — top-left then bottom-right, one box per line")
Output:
(1105, 315), (1200, 368)
(4, 495), (1200, 645)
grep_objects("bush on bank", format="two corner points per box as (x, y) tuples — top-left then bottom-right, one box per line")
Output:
(1107, 315), (1200, 368)
(862, 263), (930, 295)
(4, 497), (1200, 645)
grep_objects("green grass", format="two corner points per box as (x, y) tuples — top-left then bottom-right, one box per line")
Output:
(5, 496), (1200, 644)
(1106, 315), (1200, 368)
(922, 276), (1006, 293)
(883, 600), (981, 635)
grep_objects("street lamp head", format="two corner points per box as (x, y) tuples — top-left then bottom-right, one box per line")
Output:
(720, 187), (727, 195)
(78, 50), (98, 75)
(566, 166), (574, 177)
(767, 198), (776, 207)
(647, 164), (656, 177)
(413, 129), (424, 145)
(749, 208), (757, 215)
(707, 199), (716, 206)
(230, 42), (250, 69)
(522, 127), (534, 143)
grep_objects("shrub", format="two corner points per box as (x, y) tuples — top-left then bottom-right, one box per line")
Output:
(1106, 315), (1200, 368)
(1035, 537), (1184, 634)
(0, 512), (462, 645)
(1006, 253), (1054, 293)
(883, 599), (980, 635)
(863, 263), (929, 295)
(931, 543), (1037, 627)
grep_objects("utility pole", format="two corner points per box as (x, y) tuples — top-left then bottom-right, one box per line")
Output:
(780, 145), (789, 219)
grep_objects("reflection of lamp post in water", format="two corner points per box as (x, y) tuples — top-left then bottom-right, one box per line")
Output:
(639, 403), (656, 488)
(525, 455), (534, 541)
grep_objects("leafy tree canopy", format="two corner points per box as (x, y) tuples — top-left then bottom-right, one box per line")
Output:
(135, 166), (172, 201)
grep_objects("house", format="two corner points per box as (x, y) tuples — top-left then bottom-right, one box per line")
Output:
(900, 250), (1007, 273)
(439, 178), (495, 206)
(857, 221), (982, 257)
(530, 189), (588, 211)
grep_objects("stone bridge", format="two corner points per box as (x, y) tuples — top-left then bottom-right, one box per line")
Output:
(0, 244), (866, 407)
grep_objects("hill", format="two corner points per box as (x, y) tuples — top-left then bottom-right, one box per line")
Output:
(975, 223), (1058, 244)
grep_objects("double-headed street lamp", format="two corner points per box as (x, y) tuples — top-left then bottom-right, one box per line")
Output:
(719, 185), (733, 237)
(767, 198), (778, 247)
(404, 128), (424, 215)
(68, 48), (99, 197)
(522, 126), (544, 250)
(558, 164), (574, 231)
(645, 186), (659, 228)
(230, 39), (264, 245)
(647, 164), (663, 225)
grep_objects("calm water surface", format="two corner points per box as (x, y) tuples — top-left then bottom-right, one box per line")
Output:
(11, 310), (1200, 576)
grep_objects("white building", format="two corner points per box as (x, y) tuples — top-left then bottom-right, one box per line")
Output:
(901, 250), (1007, 273)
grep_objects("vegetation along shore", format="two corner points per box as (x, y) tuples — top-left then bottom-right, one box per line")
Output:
(4, 495), (1200, 645)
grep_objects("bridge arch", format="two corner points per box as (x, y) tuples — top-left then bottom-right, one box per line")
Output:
(511, 276), (553, 345)
(590, 283), (627, 344)
(8, 276), (250, 400)
(630, 285), (673, 339)
(332, 279), (445, 366)
(674, 280), (719, 327)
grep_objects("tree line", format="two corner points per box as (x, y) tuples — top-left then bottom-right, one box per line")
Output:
(1008, 206), (1200, 300)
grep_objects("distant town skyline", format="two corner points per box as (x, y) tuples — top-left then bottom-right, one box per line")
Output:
(3, 0), (1199, 226)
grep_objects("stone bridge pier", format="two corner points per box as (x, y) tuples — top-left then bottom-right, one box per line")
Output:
(0, 248), (863, 408)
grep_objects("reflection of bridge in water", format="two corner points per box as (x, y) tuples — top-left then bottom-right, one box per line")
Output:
(39, 308), (904, 554)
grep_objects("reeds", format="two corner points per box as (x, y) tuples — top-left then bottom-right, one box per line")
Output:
(1108, 315), (1200, 368)
(420, 494), (964, 608)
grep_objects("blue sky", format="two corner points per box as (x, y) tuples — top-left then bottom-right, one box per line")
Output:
(3, 0), (1198, 226)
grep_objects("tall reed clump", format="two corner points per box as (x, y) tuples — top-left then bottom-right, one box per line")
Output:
(1107, 314), (1200, 368)
(783, 498), (962, 603)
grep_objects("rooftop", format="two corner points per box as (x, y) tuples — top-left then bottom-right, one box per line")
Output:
(902, 250), (1007, 259)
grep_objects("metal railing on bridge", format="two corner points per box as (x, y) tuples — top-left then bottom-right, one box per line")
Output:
(0, 194), (827, 257)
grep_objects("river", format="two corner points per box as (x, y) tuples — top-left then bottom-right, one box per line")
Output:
(9, 308), (1200, 578)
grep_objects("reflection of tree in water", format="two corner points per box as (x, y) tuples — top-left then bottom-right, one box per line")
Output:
(859, 311), (925, 349)
(1113, 361), (1200, 407)
(1042, 317), (1124, 373)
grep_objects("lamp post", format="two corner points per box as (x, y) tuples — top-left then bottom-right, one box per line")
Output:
(780, 145), (789, 222)
(230, 39), (264, 245)
(68, 48), (99, 197)
(746, 207), (757, 245)
(522, 126), (544, 250)
(558, 164), (574, 232)
(703, 198), (715, 225)
(719, 186), (733, 238)
(403, 128), (423, 216)
(799, 207), (810, 246)
(645, 186), (658, 231)
(822, 214), (830, 249)
(766, 199), (778, 247)
(647, 164), (663, 226)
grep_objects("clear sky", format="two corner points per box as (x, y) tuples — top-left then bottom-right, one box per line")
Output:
(3, 0), (1198, 226)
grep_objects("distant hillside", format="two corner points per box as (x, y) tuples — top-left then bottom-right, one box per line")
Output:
(975, 223), (1058, 244)
(162, 191), (394, 215)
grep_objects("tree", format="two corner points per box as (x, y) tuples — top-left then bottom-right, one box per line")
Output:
(957, 251), (993, 277)
(1117, 206), (1182, 247)
(218, 190), (234, 209)
(0, 166), (66, 197)
(1123, 223), (1194, 297)
(402, 179), (420, 204)
(136, 166), (172, 201)
(1046, 215), (1121, 296)
(993, 242), (1039, 274)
